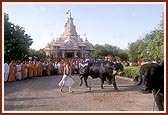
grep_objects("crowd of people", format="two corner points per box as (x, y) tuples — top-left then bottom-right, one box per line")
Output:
(4, 56), (164, 94)
(4, 56), (163, 83)
(4, 58), (81, 83)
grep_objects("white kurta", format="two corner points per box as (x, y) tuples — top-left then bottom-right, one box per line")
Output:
(4, 63), (9, 82)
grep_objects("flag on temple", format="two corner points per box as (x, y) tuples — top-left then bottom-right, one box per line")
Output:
(66, 10), (70, 14)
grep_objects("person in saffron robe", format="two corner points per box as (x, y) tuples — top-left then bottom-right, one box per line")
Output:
(8, 60), (16, 82)
(47, 61), (52, 76)
(32, 61), (37, 77)
(28, 61), (33, 78)
(37, 61), (43, 77)
(21, 61), (27, 80)
(25, 61), (29, 78)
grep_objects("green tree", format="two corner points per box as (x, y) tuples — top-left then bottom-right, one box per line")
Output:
(117, 49), (129, 61)
(4, 13), (33, 62)
(147, 29), (164, 60)
(128, 39), (148, 62)
(93, 44), (128, 61)
(36, 49), (46, 59)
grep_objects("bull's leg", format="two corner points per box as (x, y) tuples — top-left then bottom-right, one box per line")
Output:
(112, 76), (118, 90)
(84, 76), (89, 87)
(79, 74), (83, 86)
(153, 89), (164, 111)
(100, 79), (104, 89)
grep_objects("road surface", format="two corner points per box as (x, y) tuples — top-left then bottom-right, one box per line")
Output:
(3, 74), (158, 112)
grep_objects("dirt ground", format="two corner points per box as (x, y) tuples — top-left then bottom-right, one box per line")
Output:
(3, 74), (160, 112)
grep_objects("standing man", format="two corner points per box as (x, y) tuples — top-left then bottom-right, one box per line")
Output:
(21, 61), (27, 80)
(8, 60), (16, 82)
(16, 61), (22, 80)
(58, 62), (75, 93)
(42, 61), (47, 76)
(47, 61), (52, 76)
(33, 61), (37, 77)
(4, 61), (9, 82)
(37, 61), (43, 77)
(28, 61), (33, 78)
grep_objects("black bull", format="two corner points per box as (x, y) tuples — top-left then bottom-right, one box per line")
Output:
(134, 63), (164, 111)
(79, 61), (123, 90)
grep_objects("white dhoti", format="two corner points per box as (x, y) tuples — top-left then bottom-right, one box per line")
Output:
(58, 75), (75, 87)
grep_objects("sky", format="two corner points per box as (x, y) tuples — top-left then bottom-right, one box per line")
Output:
(3, 2), (165, 50)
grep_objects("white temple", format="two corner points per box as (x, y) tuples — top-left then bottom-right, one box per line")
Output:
(44, 11), (95, 58)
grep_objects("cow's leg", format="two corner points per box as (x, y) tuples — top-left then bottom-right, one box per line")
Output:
(153, 89), (164, 111)
(100, 79), (104, 89)
(112, 76), (118, 90)
(79, 74), (83, 86)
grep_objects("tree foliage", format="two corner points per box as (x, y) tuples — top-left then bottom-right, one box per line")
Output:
(147, 29), (164, 60)
(127, 13), (164, 62)
(128, 39), (148, 62)
(28, 48), (46, 59)
(93, 44), (128, 61)
(4, 13), (33, 62)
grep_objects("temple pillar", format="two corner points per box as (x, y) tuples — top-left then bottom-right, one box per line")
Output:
(55, 52), (58, 58)
(90, 51), (93, 57)
(81, 52), (84, 58)
(74, 51), (77, 58)
(62, 51), (65, 58)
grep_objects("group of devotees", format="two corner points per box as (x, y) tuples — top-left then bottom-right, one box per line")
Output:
(4, 58), (83, 93)
(4, 57), (101, 93)
(4, 56), (160, 93)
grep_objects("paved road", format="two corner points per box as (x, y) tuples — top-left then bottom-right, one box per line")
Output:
(3, 74), (158, 112)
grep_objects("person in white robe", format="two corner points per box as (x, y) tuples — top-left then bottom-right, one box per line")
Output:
(4, 61), (9, 82)
(16, 61), (22, 80)
(57, 62), (61, 75)
(58, 62), (75, 93)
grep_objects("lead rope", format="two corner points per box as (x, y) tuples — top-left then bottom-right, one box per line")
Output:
(153, 89), (160, 111)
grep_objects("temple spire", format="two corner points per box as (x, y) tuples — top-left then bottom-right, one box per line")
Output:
(61, 10), (78, 38)
(66, 10), (71, 18)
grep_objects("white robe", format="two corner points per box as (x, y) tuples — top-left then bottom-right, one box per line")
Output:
(4, 63), (9, 82)
(58, 65), (75, 87)
(58, 75), (75, 87)
(57, 63), (61, 74)
(16, 64), (22, 80)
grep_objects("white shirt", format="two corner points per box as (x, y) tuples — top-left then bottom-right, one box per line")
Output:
(4, 63), (9, 73)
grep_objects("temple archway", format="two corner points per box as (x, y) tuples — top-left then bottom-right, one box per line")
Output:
(66, 52), (74, 58)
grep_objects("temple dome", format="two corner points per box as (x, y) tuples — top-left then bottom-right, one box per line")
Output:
(45, 10), (95, 58)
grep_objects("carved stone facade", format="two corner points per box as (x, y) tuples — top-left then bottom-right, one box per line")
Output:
(44, 11), (95, 58)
